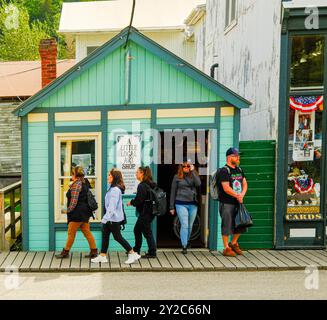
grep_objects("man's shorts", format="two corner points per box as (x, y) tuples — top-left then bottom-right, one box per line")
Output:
(219, 202), (247, 236)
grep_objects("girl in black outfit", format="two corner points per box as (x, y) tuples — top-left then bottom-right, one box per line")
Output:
(127, 166), (157, 258)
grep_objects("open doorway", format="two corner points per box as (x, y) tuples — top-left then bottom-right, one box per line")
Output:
(156, 130), (210, 248)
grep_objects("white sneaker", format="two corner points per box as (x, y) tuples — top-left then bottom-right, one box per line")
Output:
(91, 255), (108, 263)
(124, 253), (137, 264)
(133, 252), (141, 261)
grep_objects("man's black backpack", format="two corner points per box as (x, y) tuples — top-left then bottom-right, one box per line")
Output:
(209, 166), (231, 201)
(145, 184), (167, 217)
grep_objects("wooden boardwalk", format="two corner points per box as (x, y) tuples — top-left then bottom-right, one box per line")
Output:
(0, 249), (327, 272)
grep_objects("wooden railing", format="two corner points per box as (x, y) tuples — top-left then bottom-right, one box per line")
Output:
(0, 181), (21, 251)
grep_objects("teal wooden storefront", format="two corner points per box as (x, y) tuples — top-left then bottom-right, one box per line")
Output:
(14, 27), (251, 252)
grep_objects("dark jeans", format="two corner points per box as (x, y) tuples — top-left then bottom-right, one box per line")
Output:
(133, 214), (156, 255)
(101, 221), (132, 254)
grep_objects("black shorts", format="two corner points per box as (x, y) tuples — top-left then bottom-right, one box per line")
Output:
(219, 202), (247, 236)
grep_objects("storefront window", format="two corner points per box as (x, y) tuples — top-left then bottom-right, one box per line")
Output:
(55, 134), (101, 222)
(291, 36), (325, 89)
(286, 96), (323, 221)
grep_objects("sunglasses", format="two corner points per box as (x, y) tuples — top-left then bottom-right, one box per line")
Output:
(182, 165), (191, 168)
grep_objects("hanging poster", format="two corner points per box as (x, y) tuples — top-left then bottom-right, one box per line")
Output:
(293, 110), (315, 162)
(72, 154), (92, 175)
(116, 134), (142, 195)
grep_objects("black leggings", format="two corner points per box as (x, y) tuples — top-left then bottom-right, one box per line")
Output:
(133, 214), (156, 255)
(101, 221), (132, 254)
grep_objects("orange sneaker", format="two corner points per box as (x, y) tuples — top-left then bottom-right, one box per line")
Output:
(229, 242), (243, 255)
(222, 247), (236, 257)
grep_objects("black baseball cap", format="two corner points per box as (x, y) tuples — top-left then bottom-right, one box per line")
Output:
(226, 147), (240, 157)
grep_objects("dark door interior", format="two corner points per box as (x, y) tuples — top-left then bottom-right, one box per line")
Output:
(156, 131), (209, 248)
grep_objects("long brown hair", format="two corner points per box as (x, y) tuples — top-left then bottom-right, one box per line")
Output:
(110, 168), (126, 193)
(72, 166), (85, 183)
(138, 166), (153, 183)
(177, 163), (199, 179)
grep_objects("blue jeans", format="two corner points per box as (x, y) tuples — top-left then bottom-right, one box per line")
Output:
(175, 204), (198, 247)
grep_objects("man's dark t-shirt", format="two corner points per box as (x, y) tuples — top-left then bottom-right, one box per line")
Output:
(218, 165), (245, 205)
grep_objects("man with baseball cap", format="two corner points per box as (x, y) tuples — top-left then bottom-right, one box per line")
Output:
(217, 147), (248, 257)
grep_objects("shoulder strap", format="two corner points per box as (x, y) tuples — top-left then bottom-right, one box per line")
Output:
(223, 166), (231, 174)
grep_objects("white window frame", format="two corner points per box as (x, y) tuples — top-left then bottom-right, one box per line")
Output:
(225, 0), (238, 34)
(54, 132), (102, 223)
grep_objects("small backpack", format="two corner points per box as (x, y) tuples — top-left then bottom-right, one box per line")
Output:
(145, 184), (167, 217)
(209, 166), (230, 200)
(86, 186), (98, 213)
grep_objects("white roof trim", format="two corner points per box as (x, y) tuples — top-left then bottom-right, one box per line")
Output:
(59, 0), (206, 34)
(283, 0), (327, 8)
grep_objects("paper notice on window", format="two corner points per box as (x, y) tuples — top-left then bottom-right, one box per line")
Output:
(293, 111), (315, 162)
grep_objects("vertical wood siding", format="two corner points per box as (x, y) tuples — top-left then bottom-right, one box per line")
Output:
(40, 41), (222, 109)
(28, 122), (49, 250)
(217, 116), (234, 250)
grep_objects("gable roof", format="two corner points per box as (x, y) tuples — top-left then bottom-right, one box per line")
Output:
(14, 27), (251, 117)
(59, 0), (206, 33)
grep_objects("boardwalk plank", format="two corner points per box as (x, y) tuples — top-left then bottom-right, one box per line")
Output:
(59, 253), (72, 271)
(20, 252), (36, 271)
(234, 253), (257, 270)
(242, 252), (269, 269)
(156, 251), (171, 270)
(260, 250), (288, 269)
(201, 251), (224, 270)
(0, 252), (19, 271)
(285, 251), (315, 266)
(49, 252), (62, 271)
(184, 252), (204, 270)
(138, 256), (152, 270)
(70, 252), (81, 271)
(307, 250), (327, 264)
(289, 251), (317, 266)
(0, 252), (10, 267)
(12, 252), (28, 269)
(30, 252), (46, 271)
(298, 250), (327, 267)
(80, 253), (90, 271)
(164, 251), (182, 269)
(212, 251), (236, 270)
(40, 252), (54, 270)
(173, 252), (193, 270)
(250, 250), (279, 269)
(118, 251), (130, 270)
(100, 253), (111, 270)
(108, 252), (120, 270)
(193, 251), (215, 270)
(318, 250), (327, 258)
(215, 251), (247, 270)
(148, 256), (162, 269)
(279, 251), (310, 268)
(267, 250), (301, 269)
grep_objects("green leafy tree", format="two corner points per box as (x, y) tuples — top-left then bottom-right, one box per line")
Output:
(0, 1), (50, 61)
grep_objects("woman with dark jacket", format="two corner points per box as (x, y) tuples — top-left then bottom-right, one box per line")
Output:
(127, 166), (157, 258)
(91, 169), (141, 265)
(56, 166), (98, 259)
(170, 159), (201, 254)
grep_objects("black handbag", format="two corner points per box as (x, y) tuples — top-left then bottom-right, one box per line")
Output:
(235, 203), (253, 228)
